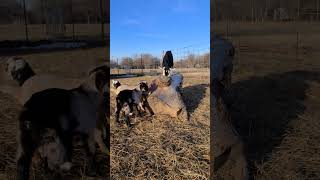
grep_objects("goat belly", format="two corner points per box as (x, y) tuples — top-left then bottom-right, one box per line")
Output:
(70, 92), (99, 133)
(22, 88), (73, 128)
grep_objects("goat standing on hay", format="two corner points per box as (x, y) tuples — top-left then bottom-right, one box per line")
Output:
(113, 80), (154, 127)
(211, 36), (248, 180)
(147, 51), (187, 121)
(161, 50), (174, 76)
(16, 65), (109, 180)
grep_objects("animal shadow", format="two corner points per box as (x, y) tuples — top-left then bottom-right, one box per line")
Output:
(182, 83), (209, 114)
(226, 70), (320, 177)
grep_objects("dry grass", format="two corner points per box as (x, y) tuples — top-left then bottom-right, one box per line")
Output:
(0, 47), (109, 179)
(110, 70), (210, 179)
(213, 22), (320, 179)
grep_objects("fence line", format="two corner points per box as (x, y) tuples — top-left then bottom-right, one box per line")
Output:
(111, 43), (210, 75)
(0, 0), (108, 42)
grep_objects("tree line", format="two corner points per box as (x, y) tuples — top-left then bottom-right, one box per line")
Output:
(111, 53), (210, 69)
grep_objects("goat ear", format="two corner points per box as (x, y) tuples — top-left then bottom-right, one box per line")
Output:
(95, 71), (108, 92)
(89, 65), (109, 75)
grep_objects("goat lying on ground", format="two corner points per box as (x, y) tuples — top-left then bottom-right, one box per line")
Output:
(114, 81), (154, 127)
(16, 65), (109, 180)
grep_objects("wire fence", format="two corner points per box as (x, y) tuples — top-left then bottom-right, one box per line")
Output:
(212, 21), (320, 69)
(111, 43), (210, 75)
(0, 0), (108, 42)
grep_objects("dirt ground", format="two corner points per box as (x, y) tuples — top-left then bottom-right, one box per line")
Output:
(110, 71), (210, 179)
(0, 47), (109, 180)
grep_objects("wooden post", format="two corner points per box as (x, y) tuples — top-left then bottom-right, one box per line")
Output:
(23, 0), (29, 42)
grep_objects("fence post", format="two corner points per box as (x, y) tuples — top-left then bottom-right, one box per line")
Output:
(70, 0), (75, 40)
(317, 0), (319, 21)
(296, 32), (299, 61)
(297, 0), (300, 20)
(23, 0), (29, 42)
(100, 0), (105, 39)
(117, 58), (119, 75)
(141, 54), (143, 74)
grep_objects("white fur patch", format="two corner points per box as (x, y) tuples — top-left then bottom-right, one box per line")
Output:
(60, 162), (72, 171)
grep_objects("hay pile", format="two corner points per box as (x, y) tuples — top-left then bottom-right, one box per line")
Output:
(110, 73), (210, 179)
(148, 73), (188, 121)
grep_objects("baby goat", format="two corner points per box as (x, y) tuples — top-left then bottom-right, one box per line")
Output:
(114, 81), (154, 127)
(16, 65), (109, 180)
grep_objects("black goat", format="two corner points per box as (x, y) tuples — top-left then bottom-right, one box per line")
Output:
(162, 51), (174, 76)
(114, 82), (154, 127)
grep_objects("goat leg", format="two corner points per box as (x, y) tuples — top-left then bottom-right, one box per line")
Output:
(82, 133), (98, 177)
(59, 130), (73, 167)
(134, 104), (143, 117)
(94, 129), (109, 155)
(144, 100), (155, 116)
(16, 130), (36, 180)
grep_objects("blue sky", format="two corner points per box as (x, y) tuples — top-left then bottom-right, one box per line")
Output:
(110, 0), (209, 59)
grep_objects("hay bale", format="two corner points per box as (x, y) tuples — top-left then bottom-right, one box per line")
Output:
(149, 73), (187, 120)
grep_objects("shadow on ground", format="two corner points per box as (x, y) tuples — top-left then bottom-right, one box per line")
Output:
(225, 70), (320, 178)
(182, 84), (209, 114)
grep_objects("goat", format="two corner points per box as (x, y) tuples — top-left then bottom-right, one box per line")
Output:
(161, 51), (174, 76)
(114, 81), (154, 127)
(1, 57), (78, 105)
(16, 65), (109, 180)
(5, 57), (35, 86)
(211, 35), (235, 91)
(111, 80), (136, 95)
(211, 36), (248, 180)
(112, 80), (151, 112)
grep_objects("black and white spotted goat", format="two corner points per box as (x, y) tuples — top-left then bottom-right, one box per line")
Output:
(16, 65), (109, 180)
(113, 80), (154, 127)
(161, 50), (175, 76)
